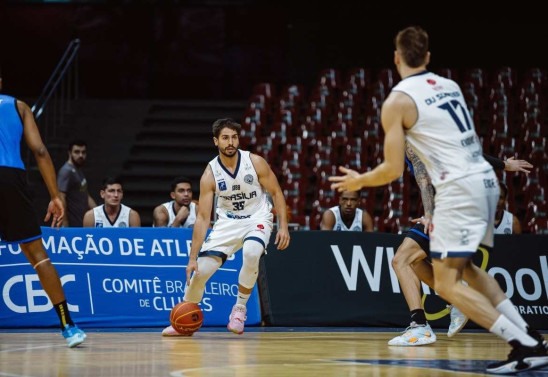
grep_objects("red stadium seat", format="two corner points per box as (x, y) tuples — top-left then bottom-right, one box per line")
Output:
(464, 68), (487, 94)
(377, 68), (398, 92)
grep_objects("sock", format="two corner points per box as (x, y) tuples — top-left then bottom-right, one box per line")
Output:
(490, 315), (537, 347)
(54, 300), (74, 330)
(496, 298), (529, 332)
(236, 292), (251, 306)
(410, 309), (427, 326)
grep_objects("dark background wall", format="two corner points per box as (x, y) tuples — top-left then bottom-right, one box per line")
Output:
(1, 2), (546, 100)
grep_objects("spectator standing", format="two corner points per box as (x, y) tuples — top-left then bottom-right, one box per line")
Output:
(57, 140), (96, 226)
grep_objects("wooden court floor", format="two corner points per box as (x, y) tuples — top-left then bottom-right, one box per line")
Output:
(1, 328), (547, 377)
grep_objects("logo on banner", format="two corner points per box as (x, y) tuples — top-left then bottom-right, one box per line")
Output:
(330, 244), (548, 321)
(3, 274), (80, 313)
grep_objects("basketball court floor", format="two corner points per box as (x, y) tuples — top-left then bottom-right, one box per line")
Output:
(1, 327), (547, 376)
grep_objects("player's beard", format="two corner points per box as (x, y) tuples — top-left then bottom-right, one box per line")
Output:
(71, 157), (85, 167)
(220, 146), (238, 158)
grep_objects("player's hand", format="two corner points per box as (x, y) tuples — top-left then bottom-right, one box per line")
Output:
(45, 197), (64, 229)
(504, 156), (533, 174)
(329, 166), (364, 192)
(411, 215), (432, 234)
(275, 227), (290, 250)
(174, 205), (190, 226)
(186, 259), (199, 286)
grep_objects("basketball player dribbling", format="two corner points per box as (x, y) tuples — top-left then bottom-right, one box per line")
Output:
(162, 118), (290, 337)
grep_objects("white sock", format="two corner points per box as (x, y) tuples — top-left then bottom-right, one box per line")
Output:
(236, 292), (251, 306)
(496, 298), (528, 332)
(490, 315), (537, 346)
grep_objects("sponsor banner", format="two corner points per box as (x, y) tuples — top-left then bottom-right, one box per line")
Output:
(0, 227), (260, 328)
(260, 232), (548, 330)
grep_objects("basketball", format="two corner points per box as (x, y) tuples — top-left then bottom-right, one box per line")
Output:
(170, 302), (203, 334)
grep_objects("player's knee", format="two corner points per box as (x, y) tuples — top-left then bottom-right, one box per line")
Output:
(242, 241), (264, 267)
(392, 248), (405, 269)
(20, 240), (48, 266)
(392, 244), (415, 269)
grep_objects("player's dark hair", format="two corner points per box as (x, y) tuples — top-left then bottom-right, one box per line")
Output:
(395, 26), (429, 68)
(171, 176), (192, 192)
(212, 118), (241, 138)
(101, 176), (123, 190)
(68, 139), (87, 151)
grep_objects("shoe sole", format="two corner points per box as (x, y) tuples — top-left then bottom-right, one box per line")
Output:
(227, 325), (243, 335)
(486, 356), (548, 374)
(388, 338), (436, 346)
(67, 334), (86, 348)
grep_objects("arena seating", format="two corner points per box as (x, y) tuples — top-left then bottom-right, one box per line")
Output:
(240, 67), (548, 233)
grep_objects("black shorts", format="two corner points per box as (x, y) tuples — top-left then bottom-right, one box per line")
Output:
(404, 222), (430, 255)
(0, 167), (42, 243)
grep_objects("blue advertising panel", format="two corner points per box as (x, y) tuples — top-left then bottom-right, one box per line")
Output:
(0, 227), (261, 328)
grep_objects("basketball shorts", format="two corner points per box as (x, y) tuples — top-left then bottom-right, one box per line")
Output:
(405, 222), (430, 255)
(199, 213), (273, 261)
(430, 170), (499, 259)
(0, 168), (42, 244)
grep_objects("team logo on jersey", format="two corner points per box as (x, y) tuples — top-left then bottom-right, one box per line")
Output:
(427, 79), (436, 85)
(244, 174), (254, 184)
(218, 180), (227, 191)
(257, 224), (264, 230)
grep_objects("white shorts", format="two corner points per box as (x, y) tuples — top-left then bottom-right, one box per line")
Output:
(200, 214), (273, 259)
(430, 170), (499, 259)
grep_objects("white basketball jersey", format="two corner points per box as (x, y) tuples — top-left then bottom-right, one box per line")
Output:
(209, 150), (272, 220)
(494, 210), (514, 234)
(330, 206), (363, 231)
(393, 71), (492, 187)
(93, 204), (131, 227)
(159, 201), (197, 228)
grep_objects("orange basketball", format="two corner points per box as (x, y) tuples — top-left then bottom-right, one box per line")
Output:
(170, 302), (203, 334)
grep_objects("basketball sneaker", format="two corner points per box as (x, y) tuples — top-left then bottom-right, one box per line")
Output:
(62, 324), (87, 348)
(161, 325), (193, 337)
(227, 304), (247, 335)
(486, 340), (548, 374)
(447, 304), (469, 337)
(527, 327), (548, 351)
(388, 322), (436, 346)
